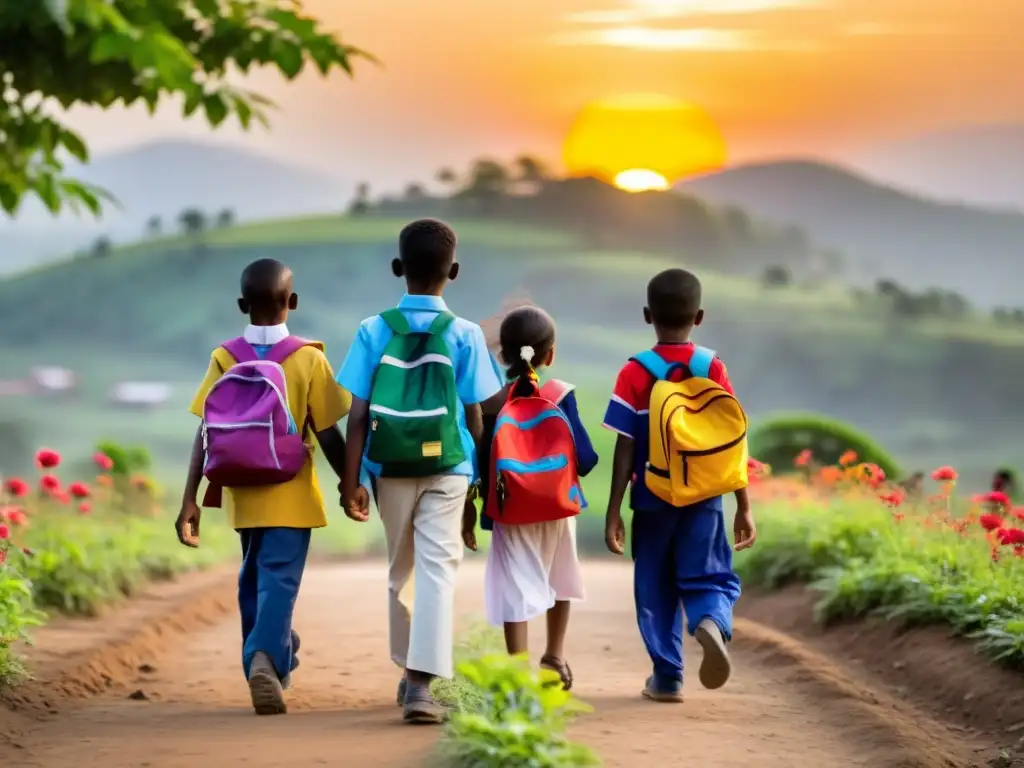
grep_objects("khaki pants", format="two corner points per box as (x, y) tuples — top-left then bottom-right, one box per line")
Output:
(376, 474), (469, 679)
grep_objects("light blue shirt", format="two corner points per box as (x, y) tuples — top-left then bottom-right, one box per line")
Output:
(336, 294), (503, 483)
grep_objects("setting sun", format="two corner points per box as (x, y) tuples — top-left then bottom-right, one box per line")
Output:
(563, 93), (727, 188)
(614, 168), (669, 192)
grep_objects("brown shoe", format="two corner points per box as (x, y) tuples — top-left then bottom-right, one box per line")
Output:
(248, 652), (287, 715)
(403, 684), (447, 724)
(694, 619), (732, 690)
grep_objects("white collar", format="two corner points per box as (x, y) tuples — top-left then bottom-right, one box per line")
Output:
(243, 324), (290, 345)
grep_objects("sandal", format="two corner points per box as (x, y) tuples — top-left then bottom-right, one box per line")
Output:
(539, 655), (573, 691)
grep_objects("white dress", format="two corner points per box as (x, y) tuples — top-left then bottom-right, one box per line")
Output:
(484, 516), (586, 626)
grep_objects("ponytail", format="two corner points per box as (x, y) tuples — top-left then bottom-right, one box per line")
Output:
(509, 345), (538, 396)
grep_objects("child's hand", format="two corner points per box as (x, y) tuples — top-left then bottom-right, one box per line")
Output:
(175, 501), (201, 548)
(461, 498), (478, 552)
(345, 486), (371, 523)
(605, 511), (626, 556)
(733, 505), (756, 551)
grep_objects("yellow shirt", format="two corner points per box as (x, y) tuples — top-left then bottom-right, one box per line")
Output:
(189, 342), (351, 529)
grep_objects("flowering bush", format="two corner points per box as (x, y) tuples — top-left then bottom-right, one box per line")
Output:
(738, 452), (1024, 669)
(0, 445), (231, 684)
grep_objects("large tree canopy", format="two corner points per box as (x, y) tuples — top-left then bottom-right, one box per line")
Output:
(0, 0), (368, 215)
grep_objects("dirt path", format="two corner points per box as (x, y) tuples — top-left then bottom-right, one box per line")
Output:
(11, 561), (974, 767)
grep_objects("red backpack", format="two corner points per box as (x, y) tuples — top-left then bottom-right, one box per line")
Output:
(486, 378), (582, 526)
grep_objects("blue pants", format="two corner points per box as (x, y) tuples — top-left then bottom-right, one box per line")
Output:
(238, 527), (311, 680)
(631, 502), (741, 685)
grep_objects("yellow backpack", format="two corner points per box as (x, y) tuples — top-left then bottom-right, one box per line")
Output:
(632, 347), (749, 507)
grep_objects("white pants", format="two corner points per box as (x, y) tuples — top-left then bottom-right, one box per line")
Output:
(376, 474), (469, 679)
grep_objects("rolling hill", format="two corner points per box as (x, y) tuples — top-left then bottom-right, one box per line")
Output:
(853, 123), (1024, 211)
(1, 139), (348, 276)
(2, 212), (1024, 464)
(681, 160), (1024, 308)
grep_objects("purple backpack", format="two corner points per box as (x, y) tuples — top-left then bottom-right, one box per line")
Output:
(201, 336), (317, 508)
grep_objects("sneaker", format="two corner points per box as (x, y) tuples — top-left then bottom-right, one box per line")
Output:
(694, 618), (732, 690)
(248, 651), (287, 715)
(642, 675), (684, 703)
(403, 683), (447, 724)
(396, 677), (407, 707)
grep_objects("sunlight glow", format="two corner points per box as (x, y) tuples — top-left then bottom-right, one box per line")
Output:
(614, 168), (670, 192)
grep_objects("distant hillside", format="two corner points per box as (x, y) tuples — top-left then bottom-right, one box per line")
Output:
(1, 139), (347, 275)
(853, 124), (1024, 211)
(3, 214), (1024, 465)
(681, 160), (1024, 307)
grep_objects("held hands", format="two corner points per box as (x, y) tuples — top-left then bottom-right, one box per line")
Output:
(343, 485), (371, 523)
(461, 496), (478, 552)
(175, 500), (201, 548)
(605, 510), (626, 556)
(733, 504), (757, 552)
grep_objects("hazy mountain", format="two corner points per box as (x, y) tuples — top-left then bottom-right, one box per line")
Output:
(681, 160), (1024, 307)
(2, 139), (347, 276)
(851, 124), (1024, 211)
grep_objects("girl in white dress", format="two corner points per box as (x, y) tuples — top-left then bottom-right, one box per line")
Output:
(464, 306), (599, 690)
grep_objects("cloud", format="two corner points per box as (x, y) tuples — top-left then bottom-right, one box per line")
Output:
(565, 0), (828, 25)
(556, 0), (826, 51)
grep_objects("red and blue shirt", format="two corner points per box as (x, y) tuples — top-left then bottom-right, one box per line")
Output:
(602, 342), (735, 513)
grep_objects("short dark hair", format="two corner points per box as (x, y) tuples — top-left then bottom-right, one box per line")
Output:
(647, 268), (702, 328)
(398, 219), (457, 284)
(240, 258), (293, 310)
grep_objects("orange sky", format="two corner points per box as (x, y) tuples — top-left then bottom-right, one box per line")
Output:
(68, 0), (1024, 188)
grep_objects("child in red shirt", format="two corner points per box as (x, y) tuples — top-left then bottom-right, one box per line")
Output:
(602, 268), (756, 702)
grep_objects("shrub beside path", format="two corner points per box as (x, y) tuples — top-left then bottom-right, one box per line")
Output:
(3, 561), (991, 767)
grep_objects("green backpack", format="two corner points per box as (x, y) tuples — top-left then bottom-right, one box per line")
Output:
(367, 309), (466, 476)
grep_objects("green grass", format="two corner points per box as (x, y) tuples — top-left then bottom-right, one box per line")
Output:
(734, 493), (1024, 669)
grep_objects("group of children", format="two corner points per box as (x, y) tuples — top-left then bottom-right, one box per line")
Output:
(175, 218), (757, 721)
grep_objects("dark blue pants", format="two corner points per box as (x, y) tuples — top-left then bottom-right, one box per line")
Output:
(631, 502), (741, 685)
(238, 527), (311, 680)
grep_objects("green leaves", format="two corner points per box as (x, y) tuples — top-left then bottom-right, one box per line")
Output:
(1, 0), (373, 216)
(440, 654), (600, 767)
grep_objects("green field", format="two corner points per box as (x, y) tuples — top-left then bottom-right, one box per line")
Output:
(2, 213), (1022, 498)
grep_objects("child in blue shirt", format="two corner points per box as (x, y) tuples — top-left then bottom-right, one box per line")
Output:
(462, 305), (598, 690)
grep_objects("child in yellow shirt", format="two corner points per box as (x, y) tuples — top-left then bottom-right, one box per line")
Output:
(175, 258), (351, 715)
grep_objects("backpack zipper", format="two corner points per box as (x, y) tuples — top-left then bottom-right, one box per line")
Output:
(677, 431), (748, 486)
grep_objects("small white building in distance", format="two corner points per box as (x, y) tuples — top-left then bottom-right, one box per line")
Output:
(109, 382), (173, 408)
(31, 366), (77, 395)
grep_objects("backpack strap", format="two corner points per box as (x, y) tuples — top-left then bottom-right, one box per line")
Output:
(221, 337), (259, 364)
(263, 336), (322, 365)
(380, 309), (412, 336)
(629, 350), (671, 381)
(539, 378), (575, 406)
(687, 346), (716, 379)
(426, 311), (456, 335)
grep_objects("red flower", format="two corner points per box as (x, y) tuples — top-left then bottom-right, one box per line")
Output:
(1013, 508), (1024, 523)
(40, 474), (61, 493)
(839, 450), (857, 467)
(0, 523), (10, 540)
(996, 527), (1024, 546)
(984, 491), (1011, 508)
(93, 452), (114, 472)
(979, 513), (1004, 531)
(3, 477), (30, 498)
(55, 491), (70, 505)
(68, 481), (91, 499)
(0, 548), (6, 566)
(794, 449), (813, 467)
(35, 448), (62, 469)
(1, 507), (27, 526)
(879, 489), (905, 507)
(78, 502), (92, 515)
(931, 466), (958, 482)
